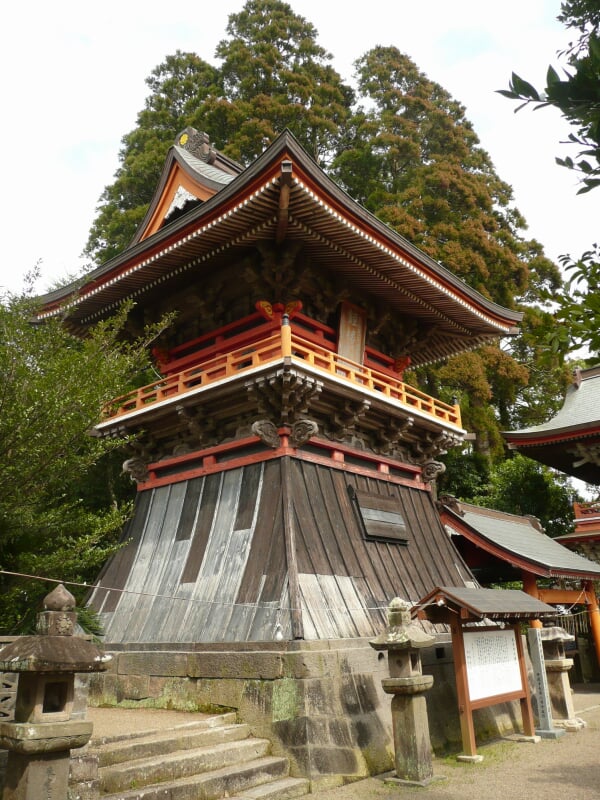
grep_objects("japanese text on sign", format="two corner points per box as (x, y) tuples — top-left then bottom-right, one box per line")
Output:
(463, 629), (522, 701)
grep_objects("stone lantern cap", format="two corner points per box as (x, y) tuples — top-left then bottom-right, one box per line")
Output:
(540, 626), (575, 643)
(370, 597), (435, 651)
(0, 585), (110, 673)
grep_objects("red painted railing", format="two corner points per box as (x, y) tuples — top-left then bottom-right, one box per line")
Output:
(104, 321), (461, 428)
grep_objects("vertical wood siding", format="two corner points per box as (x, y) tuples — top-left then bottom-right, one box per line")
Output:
(88, 457), (472, 643)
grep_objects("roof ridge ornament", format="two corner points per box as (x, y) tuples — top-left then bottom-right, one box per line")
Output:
(176, 127), (217, 164)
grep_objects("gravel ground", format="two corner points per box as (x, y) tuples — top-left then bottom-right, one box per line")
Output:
(87, 685), (600, 799)
(326, 685), (600, 800)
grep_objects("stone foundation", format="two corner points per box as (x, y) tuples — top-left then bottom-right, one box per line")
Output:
(85, 637), (526, 788)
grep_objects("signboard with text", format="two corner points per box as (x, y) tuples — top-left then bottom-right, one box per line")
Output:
(463, 628), (522, 702)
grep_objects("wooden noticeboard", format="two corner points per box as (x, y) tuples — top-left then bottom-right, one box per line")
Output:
(463, 628), (522, 702)
(451, 622), (534, 757)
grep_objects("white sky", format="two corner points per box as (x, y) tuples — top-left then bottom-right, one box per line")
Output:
(0, 0), (595, 295)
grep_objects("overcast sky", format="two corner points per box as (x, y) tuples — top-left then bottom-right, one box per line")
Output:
(1, 0), (595, 295)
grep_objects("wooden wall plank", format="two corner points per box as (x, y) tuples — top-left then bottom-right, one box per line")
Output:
(127, 483), (187, 642)
(298, 574), (338, 638)
(180, 473), (221, 583)
(102, 486), (171, 642)
(121, 482), (188, 642)
(175, 477), (203, 540)
(179, 469), (242, 640)
(92, 491), (152, 614)
(236, 461), (282, 604)
(234, 463), (263, 530)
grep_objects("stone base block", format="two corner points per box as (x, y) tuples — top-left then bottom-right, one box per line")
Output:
(380, 770), (446, 787)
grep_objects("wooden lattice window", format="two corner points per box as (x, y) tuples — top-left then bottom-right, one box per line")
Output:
(348, 486), (409, 544)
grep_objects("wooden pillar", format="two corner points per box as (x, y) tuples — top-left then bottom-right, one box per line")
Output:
(281, 313), (292, 358)
(584, 580), (600, 669)
(449, 618), (477, 757)
(522, 571), (542, 629)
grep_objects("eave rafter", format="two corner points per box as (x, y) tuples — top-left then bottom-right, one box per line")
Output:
(288, 216), (471, 337)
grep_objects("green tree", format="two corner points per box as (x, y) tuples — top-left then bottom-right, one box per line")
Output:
(0, 280), (168, 633)
(500, 1), (600, 194)
(471, 455), (578, 539)
(85, 0), (353, 265)
(500, 2), (600, 358)
(334, 46), (564, 460)
(439, 450), (577, 539)
(212, 0), (353, 165)
(85, 52), (221, 263)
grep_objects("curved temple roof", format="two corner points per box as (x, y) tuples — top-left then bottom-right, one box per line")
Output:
(504, 366), (600, 485)
(37, 130), (522, 367)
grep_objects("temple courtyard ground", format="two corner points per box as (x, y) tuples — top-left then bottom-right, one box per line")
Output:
(88, 683), (600, 800)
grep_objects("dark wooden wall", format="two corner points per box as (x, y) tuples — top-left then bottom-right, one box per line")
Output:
(89, 458), (473, 643)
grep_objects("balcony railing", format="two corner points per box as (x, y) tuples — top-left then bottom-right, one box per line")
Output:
(104, 320), (462, 428)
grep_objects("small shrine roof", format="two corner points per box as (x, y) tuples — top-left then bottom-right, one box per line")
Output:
(503, 366), (600, 484)
(439, 498), (600, 580)
(414, 586), (556, 621)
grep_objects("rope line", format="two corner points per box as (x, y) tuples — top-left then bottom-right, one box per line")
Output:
(0, 568), (594, 617)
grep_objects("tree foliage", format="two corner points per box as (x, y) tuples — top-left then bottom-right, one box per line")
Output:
(473, 455), (578, 539)
(332, 46), (563, 459)
(439, 451), (578, 539)
(500, 2), (600, 358)
(85, 1), (353, 264)
(0, 279), (169, 633)
(500, 2), (600, 194)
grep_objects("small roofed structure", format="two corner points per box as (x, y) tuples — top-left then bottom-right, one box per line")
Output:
(503, 366), (600, 486)
(414, 586), (556, 758)
(503, 364), (600, 583)
(437, 496), (600, 669)
(413, 585), (557, 624)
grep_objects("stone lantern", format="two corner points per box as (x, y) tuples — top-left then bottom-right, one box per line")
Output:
(540, 626), (583, 730)
(370, 597), (438, 786)
(0, 584), (110, 800)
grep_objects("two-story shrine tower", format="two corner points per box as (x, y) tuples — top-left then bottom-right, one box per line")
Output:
(38, 129), (522, 646)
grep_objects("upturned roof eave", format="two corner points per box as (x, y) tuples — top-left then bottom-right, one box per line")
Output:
(504, 422), (600, 446)
(36, 130), (522, 333)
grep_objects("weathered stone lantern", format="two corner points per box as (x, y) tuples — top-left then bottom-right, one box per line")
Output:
(0, 584), (110, 800)
(370, 597), (438, 786)
(540, 626), (582, 730)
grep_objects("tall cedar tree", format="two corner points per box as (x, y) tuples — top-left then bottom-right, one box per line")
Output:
(85, 0), (353, 265)
(333, 46), (566, 459)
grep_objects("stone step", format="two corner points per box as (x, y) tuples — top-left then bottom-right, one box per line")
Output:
(228, 776), (311, 799)
(95, 722), (251, 766)
(100, 755), (290, 800)
(91, 711), (237, 746)
(100, 736), (272, 794)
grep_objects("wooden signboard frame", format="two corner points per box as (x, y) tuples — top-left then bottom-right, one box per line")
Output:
(450, 618), (535, 757)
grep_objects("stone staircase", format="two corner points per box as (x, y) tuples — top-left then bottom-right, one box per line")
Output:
(82, 712), (310, 799)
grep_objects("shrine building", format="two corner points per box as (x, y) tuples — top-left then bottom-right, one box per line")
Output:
(37, 128), (525, 646)
(36, 128), (527, 781)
